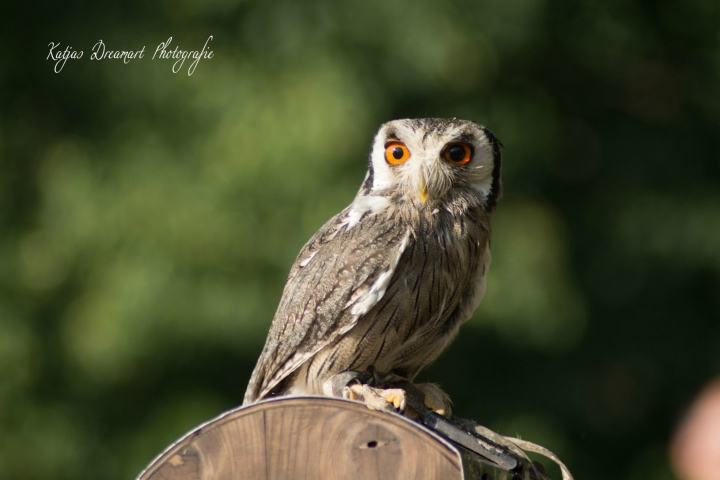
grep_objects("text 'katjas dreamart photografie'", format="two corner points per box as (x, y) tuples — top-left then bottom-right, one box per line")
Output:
(46, 36), (214, 76)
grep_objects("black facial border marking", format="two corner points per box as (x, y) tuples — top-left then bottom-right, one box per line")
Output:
(361, 127), (398, 195)
(479, 125), (503, 211)
(360, 147), (374, 195)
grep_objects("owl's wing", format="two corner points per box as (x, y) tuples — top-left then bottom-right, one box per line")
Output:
(243, 205), (410, 404)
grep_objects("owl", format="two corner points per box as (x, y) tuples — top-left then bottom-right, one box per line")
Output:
(243, 118), (502, 414)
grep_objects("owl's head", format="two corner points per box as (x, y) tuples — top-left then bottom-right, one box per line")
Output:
(361, 118), (502, 211)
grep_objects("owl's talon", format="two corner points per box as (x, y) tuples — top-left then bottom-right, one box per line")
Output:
(363, 386), (406, 413)
(342, 385), (361, 401)
(339, 384), (407, 413)
(416, 383), (452, 416)
(382, 389), (407, 412)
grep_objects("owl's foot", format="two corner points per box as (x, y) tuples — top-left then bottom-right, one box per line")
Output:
(344, 384), (407, 413)
(321, 370), (451, 417)
(321, 370), (407, 413)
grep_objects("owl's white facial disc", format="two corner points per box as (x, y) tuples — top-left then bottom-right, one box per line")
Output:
(365, 118), (501, 208)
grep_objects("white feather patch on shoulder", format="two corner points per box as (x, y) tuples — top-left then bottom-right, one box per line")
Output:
(299, 251), (317, 267)
(342, 195), (392, 229)
(346, 231), (410, 317)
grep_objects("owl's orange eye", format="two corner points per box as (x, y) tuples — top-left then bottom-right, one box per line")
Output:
(385, 142), (411, 165)
(442, 143), (472, 165)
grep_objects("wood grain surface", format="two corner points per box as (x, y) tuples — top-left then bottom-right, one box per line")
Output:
(137, 396), (516, 480)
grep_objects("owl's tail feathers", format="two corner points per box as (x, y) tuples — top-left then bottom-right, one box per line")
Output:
(242, 386), (256, 406)
(242, 373), (264, 406)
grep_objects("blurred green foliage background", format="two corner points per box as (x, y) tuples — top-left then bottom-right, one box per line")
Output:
(1, 0), (719, 479)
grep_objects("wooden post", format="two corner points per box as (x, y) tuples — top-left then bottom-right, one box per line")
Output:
(137, 397), (531, 480)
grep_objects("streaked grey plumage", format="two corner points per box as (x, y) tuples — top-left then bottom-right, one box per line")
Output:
(244, 118), (502, 406)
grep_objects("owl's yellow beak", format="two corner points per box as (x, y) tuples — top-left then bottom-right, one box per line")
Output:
(419, 182), (428, 203)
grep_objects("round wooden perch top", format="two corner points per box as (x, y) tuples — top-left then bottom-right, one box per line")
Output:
(137, 396), (531, 480)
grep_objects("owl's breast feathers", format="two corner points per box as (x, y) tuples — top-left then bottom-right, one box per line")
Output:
(243, 196), (492, 404)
